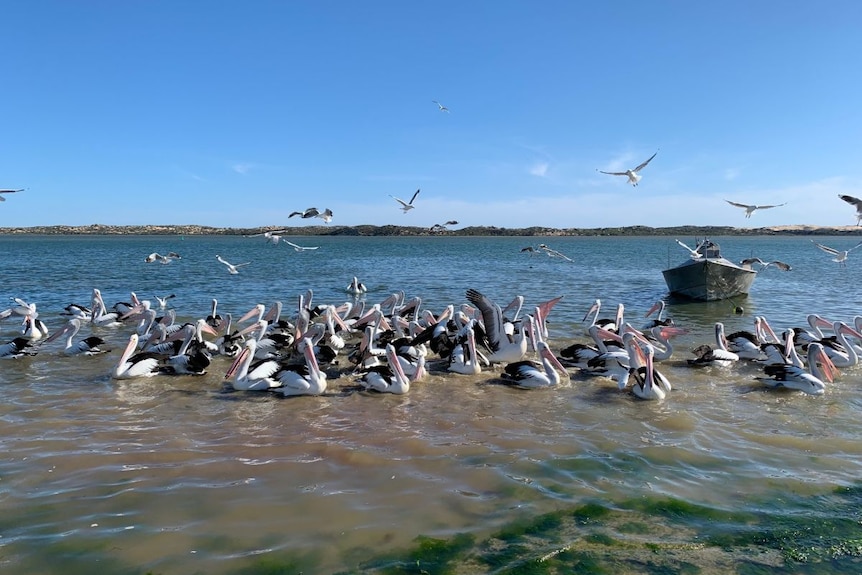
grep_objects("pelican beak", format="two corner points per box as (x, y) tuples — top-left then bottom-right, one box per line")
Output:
(224, 347), (250, 379)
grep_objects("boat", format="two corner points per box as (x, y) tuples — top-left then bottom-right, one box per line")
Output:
(662, 238), (757, 301)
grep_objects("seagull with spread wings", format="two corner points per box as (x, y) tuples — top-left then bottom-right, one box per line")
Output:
(390, 189), (420, 213)
(724, 200), (786, 218)
(216, 255), (251, 274)
(0, 188), (24, 201)
(432, 100), (449, 113)
(811, 240), (862, 266)
(739, 257), (792, 271)
(839, 194), (862, 226)
(597, 151), (658, 187)
(283, 240), (319, 252)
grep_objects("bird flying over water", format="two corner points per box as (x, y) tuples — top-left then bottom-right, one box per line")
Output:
(289, 207), (321, 219)
(432, 100), (449, 113)
(145, 252), (181, 264)
(0, 189), (24, 201)
(838, 194), (862, 226)
(724, 200), (786, 218)
(597, 152), (657, 186)
(429, 220), (458, 233)
(811, 240), (862, 266)
(391, 189), (420, 213)
(283, 240), (319, 251)
(244, 230), (286, 245)
(739, 257), (792, 271)
(216, 255), (251, 274)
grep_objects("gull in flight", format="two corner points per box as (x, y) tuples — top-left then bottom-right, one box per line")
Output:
(838, 194), (862, 226)
(288, 207), (333, 223)
(154, 294), (176, 309)
(724, 200), (786, 218)
(145, 252), (181, 264)
(537, 243), (574, 262)
(811, 240), (862, 267)
(739, 257), (792, 271)
(674, 239), (703, 259)
(597, 151), (658, 186)
(390, 189), (420, 213)
(432, 100), (449, 113)
(283, 240), (319, 252)
(244, 230), (286, 245)
(0, 188), (25, 201)
(216, 255), (251, 274)
(429, 220), (458, 233)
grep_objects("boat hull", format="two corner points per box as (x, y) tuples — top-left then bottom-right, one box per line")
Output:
(662, 258), (756, 301)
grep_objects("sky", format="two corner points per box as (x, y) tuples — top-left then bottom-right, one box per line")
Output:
(2, 1), (862, 230)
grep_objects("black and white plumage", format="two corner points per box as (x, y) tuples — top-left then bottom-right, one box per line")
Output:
(597, 151), (658, 186)
(42, 318), (108, 355)
(838, 194), (862, 226)
(724, 200), (786, 218)
(756, 342), (833, 395)
(112, 333), (162, 378)
(739, 257), (792, 271)
(811, 240), (862, 266)
(0, 188), (24, 201)
(466, 288), (528, 363)
(0, 337), (38, 359)
(501, 341), (568, 389)
(145, 252), (181, 263)
(390, 189), (420, 213)
(359, 343), (413, 394)
(289, 207), (321, 219)
(429, 220), (458, 233)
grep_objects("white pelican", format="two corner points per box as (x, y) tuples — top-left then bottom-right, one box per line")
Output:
(346, 276), (367, 295)
(283, 240), (319, 251)
(112, 333), (162, 379)
(206, 298), (223, 330)
(0, 337), (37, 359)
(756, 343), (834, 395)
(61, 302), (92, 320)
(642, 300), (672, 329)
(359, 343), (412, 394)
(466, 288), (528, 363)
(448, 323), (484, 375)
(630, 343), (666, 400)
(583, 299), (624, 334)
(144, 252), (181, 263)
(43, 318), (108, 355)
(224, 338), (285, 391)
(818, 321), (862, 368)
(597, 151), (658, 186)
(274, 337), (327, 396)
(687, 323), (740, 367)
(0, 188), (24, 201)
(20, 315), (49, 341)
(501, 341), (568, 389)
(839, 194), (862, 225)
(724, 200), (786, 218)
(390, 188), (420, 213)
(721, 321), (767, 360)
(432, 100), (449, 113)
(216, 255), (251, 274)
(811, 240), (862, 266)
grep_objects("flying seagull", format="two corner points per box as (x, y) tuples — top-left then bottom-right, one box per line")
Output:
(674, 239), (703, 259)
(537, 243), (574, 263)
(432, 100), (449, 113)
(283, 240), (319, 252)
(597, 151), (658, 186)
(145, 252), (181, 264)
(289, 207), (321, 219)
(0, 188), (25, 201)
(811, 240), (862, 267)
(838, 194), (862, 226)
(429, 220), (458, 233)
(390, 189), (420, 213)
(739, 257), (792, 271)
(724, 200), (786, 218)
(216, 255), (251, 274)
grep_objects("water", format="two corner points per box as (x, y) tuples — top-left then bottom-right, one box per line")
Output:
(2, 233), (862, 574)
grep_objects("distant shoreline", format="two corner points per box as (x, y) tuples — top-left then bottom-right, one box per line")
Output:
(0, 224), (860, 237)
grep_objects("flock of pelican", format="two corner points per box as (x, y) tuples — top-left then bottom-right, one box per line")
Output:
(1, 284), (856, 400)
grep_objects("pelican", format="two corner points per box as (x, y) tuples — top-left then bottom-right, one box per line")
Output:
(724, 200), (786, 218)
(359, 343), (414, 394)
(642, 300), (673, 329)
(501, 341), (568, 389)
(838, 194), (862, 225)
(466, 288), (528, 363)
(43, 318), (108, 355)
(205, 298), (223, 330)
(154, 294), (176, 310)
(274, 337), (327, 396)
(756, 343), (834, 395)
(390, 189), (420, 213)
(0, 337), (37, 359)
(20, 315), (49, 341)
(811, 240), (862, 266)
(819, 321), (862, 368)
(283, 240), (319, 251)
(0, 188), (24, 201)
(432, 100), (449, 113)
(448, 323), (484, 375)
(144, 252), (181, 263)
(216, 255), (251, 274)
(112, 333), (162, 379)
(597, 151), (658, 186)
(630, 344), (666, 400)
(224, 338), (284, 390)
(346, 276), (367, 295)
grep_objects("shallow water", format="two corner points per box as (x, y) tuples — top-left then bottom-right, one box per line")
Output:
(1, 234), (862, 574)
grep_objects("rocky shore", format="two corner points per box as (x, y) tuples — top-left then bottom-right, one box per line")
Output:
(0, 223), (859, 237)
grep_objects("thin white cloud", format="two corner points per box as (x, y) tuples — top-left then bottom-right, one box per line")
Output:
(529, 162), (549, 178)
(231, 163), (255, 175)
(724, 168), (741, 181)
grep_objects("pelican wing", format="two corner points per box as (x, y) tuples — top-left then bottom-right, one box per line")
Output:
(633, 151), (658, 172)
(466, 288), (504, 352)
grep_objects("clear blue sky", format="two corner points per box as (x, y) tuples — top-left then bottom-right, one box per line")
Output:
(2, 1), (861, 229)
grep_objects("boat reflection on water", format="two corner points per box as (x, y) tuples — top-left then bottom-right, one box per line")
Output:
(662, 238), (757, 302)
